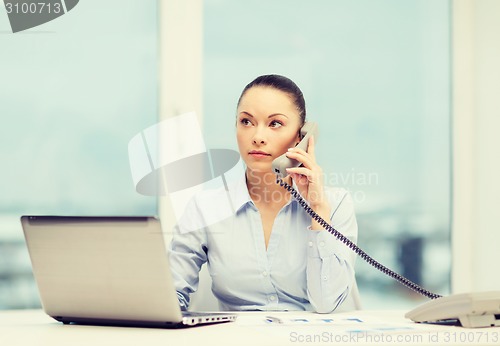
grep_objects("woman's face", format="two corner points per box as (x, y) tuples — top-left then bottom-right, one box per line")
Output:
(236, 86), (302, 174)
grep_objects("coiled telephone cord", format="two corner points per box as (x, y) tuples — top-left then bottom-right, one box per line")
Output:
(277, 177), (442, 300)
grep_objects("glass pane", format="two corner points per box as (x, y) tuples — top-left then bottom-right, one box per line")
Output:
(0, 0), (157, 309)
(203, 0), (451, 309)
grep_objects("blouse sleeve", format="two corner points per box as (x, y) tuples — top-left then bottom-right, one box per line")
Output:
(167, 198), (208, 311)
(306, 188), (358, 313)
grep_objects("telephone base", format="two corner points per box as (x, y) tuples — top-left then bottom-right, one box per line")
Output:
(457, 313), (500, 328)
(405, 291), (500, 328)
(417, 315), (500, 328)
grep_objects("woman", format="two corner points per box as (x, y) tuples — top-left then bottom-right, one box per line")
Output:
(168, 74), (358, 313)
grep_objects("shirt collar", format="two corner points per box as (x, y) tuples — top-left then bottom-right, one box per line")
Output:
(227, 172), (253, 213)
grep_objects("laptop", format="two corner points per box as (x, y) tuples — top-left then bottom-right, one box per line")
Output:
(20, 215), (236, 328)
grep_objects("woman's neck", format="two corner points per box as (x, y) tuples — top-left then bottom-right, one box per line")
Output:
(245, 169), (291, 206)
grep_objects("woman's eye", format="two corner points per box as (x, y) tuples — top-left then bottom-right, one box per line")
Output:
(240, 118), (252, 126)
(269, 120), (283, 128)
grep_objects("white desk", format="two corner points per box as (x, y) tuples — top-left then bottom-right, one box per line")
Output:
(1, 309), (499, 346)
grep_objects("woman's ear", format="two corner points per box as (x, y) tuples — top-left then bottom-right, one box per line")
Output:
(295, 130), (302, 146)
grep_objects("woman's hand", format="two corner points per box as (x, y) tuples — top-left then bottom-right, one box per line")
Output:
(285, 136), (331, 230)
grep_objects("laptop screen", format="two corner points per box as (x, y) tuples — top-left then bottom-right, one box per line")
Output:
(21, 216), (184, 324)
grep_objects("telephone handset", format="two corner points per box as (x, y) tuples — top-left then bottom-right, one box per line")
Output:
(272, 122), (319, 178)
(273, 122), (500, 328)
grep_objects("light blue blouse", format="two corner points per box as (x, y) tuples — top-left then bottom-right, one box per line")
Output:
(168, 173), (358, 313)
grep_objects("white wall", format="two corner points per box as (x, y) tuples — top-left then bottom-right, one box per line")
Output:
(452, 0), (500, 293)
(158, 0), (203, 237)
(159, 0), (218, 310)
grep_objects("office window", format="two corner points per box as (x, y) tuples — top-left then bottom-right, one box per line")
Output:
(202, 0), (451, 308)
(0, 0), (157, 309)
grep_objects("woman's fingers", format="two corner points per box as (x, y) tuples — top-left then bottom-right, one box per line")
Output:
(286, 166), (313, 180)
(285, 149), (315, 169)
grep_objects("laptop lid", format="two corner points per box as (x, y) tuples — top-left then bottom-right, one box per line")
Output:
(21, 216), (232, 327)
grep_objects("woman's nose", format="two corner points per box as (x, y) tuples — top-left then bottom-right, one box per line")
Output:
(252, 128), (266, 145)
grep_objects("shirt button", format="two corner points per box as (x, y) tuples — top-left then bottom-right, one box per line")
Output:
(319, 241), (325, 247)
(323, 276), (328, 281)
(269, 295), (276, 301)
(308, 241), (313, 247)
(262, 271), (268, 277)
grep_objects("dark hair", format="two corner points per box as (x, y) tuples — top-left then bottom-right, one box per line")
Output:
(237, 74), (306, 125)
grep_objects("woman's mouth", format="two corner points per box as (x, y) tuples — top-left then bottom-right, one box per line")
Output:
(249, 150), (271, 158)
